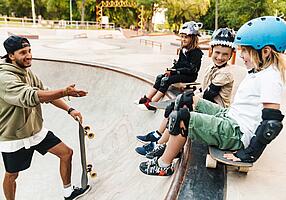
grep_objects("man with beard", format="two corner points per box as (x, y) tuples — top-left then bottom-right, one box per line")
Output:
(0, 36), (90, 200)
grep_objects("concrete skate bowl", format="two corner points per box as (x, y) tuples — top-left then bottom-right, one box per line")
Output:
(15, 58), (190, 200)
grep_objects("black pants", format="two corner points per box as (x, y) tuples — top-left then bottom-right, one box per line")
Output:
(153, 74), (197, 93)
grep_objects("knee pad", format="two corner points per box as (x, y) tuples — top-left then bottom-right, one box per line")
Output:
(160, 76), (169, 87)
(154, 74), (164, 89)
(164, 102), (175, 118)
(174, 90), (194, 111)
(168, 108), (190, 137)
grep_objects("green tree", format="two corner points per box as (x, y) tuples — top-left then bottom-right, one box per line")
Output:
(162, 0), (210, 33)
(0, 0), (11, 16)
(219, 0), (286, 29)
(104, 7), (137, 28)
(46, 0), (70, 20)
(136, 0), (160, 31)
(199, 0), (227, 30)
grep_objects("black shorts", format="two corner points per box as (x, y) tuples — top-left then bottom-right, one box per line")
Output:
(1, 131), (62, 173)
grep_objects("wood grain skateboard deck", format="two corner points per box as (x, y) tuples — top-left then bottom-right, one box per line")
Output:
(149, 99), (175, 110)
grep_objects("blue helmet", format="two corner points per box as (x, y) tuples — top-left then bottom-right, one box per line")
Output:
(234, 16), (286, 52)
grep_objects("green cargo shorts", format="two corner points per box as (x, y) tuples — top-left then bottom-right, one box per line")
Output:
(188, 99), (243, 150)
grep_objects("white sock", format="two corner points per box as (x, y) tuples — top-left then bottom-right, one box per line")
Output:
(153, 142), (158, 148)
(153, 130), (161, 139)
(63, 185), (73, 197)
(158, 158), (170, 168)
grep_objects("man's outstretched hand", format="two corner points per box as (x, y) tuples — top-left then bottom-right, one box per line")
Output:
(64, 84), (88, 98)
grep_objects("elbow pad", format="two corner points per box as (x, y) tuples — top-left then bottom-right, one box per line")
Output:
(234, 108), (284, 163)
(203, 83), (221, 102)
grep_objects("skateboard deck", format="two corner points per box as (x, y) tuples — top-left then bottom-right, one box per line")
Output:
(171, 82), (201, 91)
(149, 99), (175, 110)
(78, 122), (96, 189)
(206, 146), (253, 173)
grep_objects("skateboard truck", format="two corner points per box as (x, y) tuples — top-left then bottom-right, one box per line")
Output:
(84, 126), (95, 139)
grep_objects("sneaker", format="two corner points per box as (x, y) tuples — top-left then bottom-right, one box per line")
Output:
(139, 157), (174, 176)
(146, 144), (166, 159)
(138, 95), (149, 104)
(135, 142), (155, 156)
(64, 185), (91, 200)
(146, 144), (183, 159)
(144, 101), (157, 111)
(137, 101), (157, 111)
(136, 131), (161, 143)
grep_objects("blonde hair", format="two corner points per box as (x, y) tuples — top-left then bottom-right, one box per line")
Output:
(244, 46), (286, 83)
(181, 34), (199, 51)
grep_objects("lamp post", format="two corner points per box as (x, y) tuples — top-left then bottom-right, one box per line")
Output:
(215, 0), (218, 30)
(70, 0), (73, 23)
(31, 0), (36, 26)
(81, 0), (86, 24)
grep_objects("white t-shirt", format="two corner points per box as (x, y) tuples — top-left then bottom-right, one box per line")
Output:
(0, 127), (49, 152)
(227, 65), (283, 148)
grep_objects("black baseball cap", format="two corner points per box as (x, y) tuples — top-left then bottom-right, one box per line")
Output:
(1, 35), (30, 59)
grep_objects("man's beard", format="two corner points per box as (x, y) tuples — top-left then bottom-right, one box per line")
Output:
(16, 60), (31, 69)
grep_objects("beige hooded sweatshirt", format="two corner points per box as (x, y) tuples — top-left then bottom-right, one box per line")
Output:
(0, 63), (44, 141)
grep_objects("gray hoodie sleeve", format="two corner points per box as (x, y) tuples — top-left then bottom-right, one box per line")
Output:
(0, 73), (40, 108)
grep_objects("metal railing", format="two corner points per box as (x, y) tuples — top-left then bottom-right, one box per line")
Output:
(140, 38), (162, 49)
(0, 16), (115, 30)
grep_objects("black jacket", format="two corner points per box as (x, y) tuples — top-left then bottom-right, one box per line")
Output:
(172, 48), (203, 76)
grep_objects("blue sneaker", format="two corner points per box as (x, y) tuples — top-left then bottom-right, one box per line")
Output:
(135, 142), (155, 156)
(136, 131), (160, 143)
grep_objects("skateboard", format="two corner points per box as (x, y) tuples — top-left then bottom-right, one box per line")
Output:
(149, 99), (175, 110)
(171, 82), (201, 91)
(78, 121), (96, 189)
(206, 146), (253, 173)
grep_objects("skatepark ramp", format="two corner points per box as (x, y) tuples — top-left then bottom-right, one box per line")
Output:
(0, 58), (185, 200)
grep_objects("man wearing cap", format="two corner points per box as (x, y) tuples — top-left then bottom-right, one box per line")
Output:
(0, 35), (90, 200)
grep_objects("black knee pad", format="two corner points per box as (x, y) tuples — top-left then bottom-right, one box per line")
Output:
(153, 74), (164, 90)
(168, 108), (190, 137)
(174, 90), (194, 111)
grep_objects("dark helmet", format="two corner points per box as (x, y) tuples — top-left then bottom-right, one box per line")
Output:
(234, 16), (286, 52)
(179, 21), (203, 36)
(210, 28), (236, 49)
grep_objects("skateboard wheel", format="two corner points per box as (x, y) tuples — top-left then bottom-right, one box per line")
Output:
(87, 132), (95, 139)
(87, 164), (92, 172)
(90, 171), (97, 178)
(84, 126), (91, 132)
(238, 166), (249, 173)
(206, 154), (217, 168)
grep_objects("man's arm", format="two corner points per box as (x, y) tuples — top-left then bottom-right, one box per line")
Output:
(51, 99), (84, 123)
(37, 84), (87, 103)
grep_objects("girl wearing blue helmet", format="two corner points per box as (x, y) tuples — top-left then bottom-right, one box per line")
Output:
(136, 21), (204, 111)
(138, 16), (286, 176)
